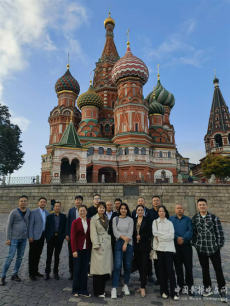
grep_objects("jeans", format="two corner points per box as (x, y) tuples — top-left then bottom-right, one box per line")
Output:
(112, 239), (133, 288)
(1, 239), (27, 278)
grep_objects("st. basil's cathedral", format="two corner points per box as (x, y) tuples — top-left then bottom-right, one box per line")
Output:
(41, 13), (230, 184)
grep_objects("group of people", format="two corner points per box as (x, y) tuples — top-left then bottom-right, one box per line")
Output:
(0, 194), (228, 303)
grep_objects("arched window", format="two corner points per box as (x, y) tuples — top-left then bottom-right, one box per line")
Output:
(112, 101), (115, 108)
(119, 148), (123, 155)
(112, 124), (114, 135)
(135, 123), (138, 132)
(67, 99), (69, 107)
(168, 152), (171, 158)
(99, 147), (104, 155)
(134, 147), (139, 155)
(182, 160), (185, 166)
(105, 124), (110, 132)
(141, 148), (146, 155)
(87, 147), (94, 156)
(125, 147), (129, 155)
(107, 148), (112, 155)
(159, 151), (163, 158)
(215, 134), (223, 147)
(100, 124), (103, 133)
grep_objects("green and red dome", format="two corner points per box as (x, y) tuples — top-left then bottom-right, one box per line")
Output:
(77, 83), (104, 110)
(55, 68), (80, 95)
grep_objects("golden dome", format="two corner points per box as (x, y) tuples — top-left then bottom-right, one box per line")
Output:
(104, 12), (115, 28)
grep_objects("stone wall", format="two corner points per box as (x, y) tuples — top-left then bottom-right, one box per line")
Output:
(0, 183), (229, 220)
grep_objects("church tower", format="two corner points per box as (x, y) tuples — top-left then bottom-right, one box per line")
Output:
(93, 12), (119, 137)
(204, 75), (230, 155)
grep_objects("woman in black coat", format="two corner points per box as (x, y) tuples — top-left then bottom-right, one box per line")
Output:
(133, 205), (152, 298)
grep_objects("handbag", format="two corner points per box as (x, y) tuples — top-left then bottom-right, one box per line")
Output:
(150, 220), (158, 260)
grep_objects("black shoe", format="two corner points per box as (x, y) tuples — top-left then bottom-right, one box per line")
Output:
(44, 273), (50, 280)
(154, 279), (160, 286)
(29, 275), (37, 281)
(0, 277), (5, 286)
(202, 287), (213, 297)
(68, 273), (73, 280)
(148, 275), (155, 282)
(11, 274), (21, 282)
(219, 292), (228, 303)
(53, 273), (60, 280)
(36, 272), (43, 277)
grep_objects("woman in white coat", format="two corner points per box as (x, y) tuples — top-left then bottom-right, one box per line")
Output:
(90, 201), (113, 297)
(152, 205), (179, 301)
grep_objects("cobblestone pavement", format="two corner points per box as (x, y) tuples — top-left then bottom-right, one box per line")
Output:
(0, 214), (229, 306)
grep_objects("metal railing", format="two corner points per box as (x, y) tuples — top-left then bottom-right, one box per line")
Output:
(0, 176), (38, 185)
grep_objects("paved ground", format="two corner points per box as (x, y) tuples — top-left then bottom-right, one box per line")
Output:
(0, 214), (229, 306)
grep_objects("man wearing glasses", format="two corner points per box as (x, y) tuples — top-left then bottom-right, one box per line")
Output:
(87, 194), (101, 219)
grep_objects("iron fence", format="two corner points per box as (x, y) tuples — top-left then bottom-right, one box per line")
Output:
(1, 176), (37, 185)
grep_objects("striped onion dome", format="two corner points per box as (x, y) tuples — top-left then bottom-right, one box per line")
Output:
(149, 94), (165, 115)
(146, 78), (175, 109)
(111, 43), (149, 85)
(55, 67), (80, 95)
(77, 82), (104, 110)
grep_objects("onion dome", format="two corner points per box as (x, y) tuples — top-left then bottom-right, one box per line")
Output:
(213, 76), (219, 84)
(104, 12), (115, 28)
(146, 75), (175, 109)
(55, 64), (80, 95)
(149, 94), (165, 115)
(111, 42), (149, 85)
(77, 81), (104, 110)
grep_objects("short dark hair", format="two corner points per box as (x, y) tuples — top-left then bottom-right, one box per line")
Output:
(152, 195), (160, 200)
(157, 205), (167, 214)
(19, 195), (28, 200)
(94, 194), (100, 199)
(75, 195), (83, 201)
(54, 201), (61, 206)
(114, 198), (122, 204)
(136, 204), (145, 211)
(79, 204), (88, 211)
(97, 201), (106, 210)
(138, 197), (145, 201)
(118, 203), (131, 217)
(197, 198), (207, 204)
(38, 197), (47, 202)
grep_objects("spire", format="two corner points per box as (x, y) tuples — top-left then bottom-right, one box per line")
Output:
(126, 28), (130, 50)
(67, 53), (70, 70)
(207, 77), (230, 135)
(156, 64), (160, 81)
(58, 120), (82, 148)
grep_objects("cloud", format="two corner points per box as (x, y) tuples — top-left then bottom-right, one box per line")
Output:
(11, 115), (31, 133)
(143, 19), (210, 67)
(0, 0), (88, 124)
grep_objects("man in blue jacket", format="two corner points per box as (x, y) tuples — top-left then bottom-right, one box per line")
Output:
(44, 202), (66, 280)
(28, 197), (49, 281)
(169, 204), (194, 296)
(65, 195), (83, 280)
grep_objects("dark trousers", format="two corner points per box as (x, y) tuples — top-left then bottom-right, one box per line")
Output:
(197, 248), (226, 290)
(45, 236), (63, 274)
(157, 251), (176, 298)
(68, 241), (73, 273)
(154, 259), (159, 280)
(93, 274), (110, 296)
(72, 249), (91, 295)
(29, 232), (45, 276)
(148, 258), (153, 276)
(134, 246), (149, 288)
(173, 244), (194, 288)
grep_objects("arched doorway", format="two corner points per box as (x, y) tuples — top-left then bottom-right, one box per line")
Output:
(60, 158), (79, 183)
(86, 165), (93, 183)
(98, 167), (116, 183)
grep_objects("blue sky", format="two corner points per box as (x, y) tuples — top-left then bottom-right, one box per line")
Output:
(0, 0), (230, 177)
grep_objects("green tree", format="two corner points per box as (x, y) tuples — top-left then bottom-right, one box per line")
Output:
(202, 154), (230, 183)
(0, 104), (25, 177)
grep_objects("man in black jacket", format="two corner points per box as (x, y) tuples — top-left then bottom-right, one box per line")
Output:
(65, 195), (83, 280)
(147, 196), (169, 285)
(44, 202), (66, 280)
(109, 198), (122, 255)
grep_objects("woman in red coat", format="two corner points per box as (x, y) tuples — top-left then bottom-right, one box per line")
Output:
(71, 205), (91, 297)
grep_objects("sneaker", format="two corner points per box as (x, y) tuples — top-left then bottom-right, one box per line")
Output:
(98, 293), (105, 298)
(80, 292), (91, 298)
(36, 272), (43, 277)
(122, 285), (130, 295)
(11, 274), (21, 282)
(174, 295), (179, 301)
(202, 287), (213, 297)
(44, 273), (50, 281)
(162, 293), (168, 299)
(219, 292), (228, 303)
(148, 275), (155, 282)
(111, 288), (117, 299)
(0, 277), (6, 286)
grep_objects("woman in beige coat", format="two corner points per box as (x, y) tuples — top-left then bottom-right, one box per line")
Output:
(90, 201), (113, 297)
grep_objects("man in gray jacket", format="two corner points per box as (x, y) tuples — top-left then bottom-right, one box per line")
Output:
(1, 196), (30, 286)
(28, 197), (49, 281)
